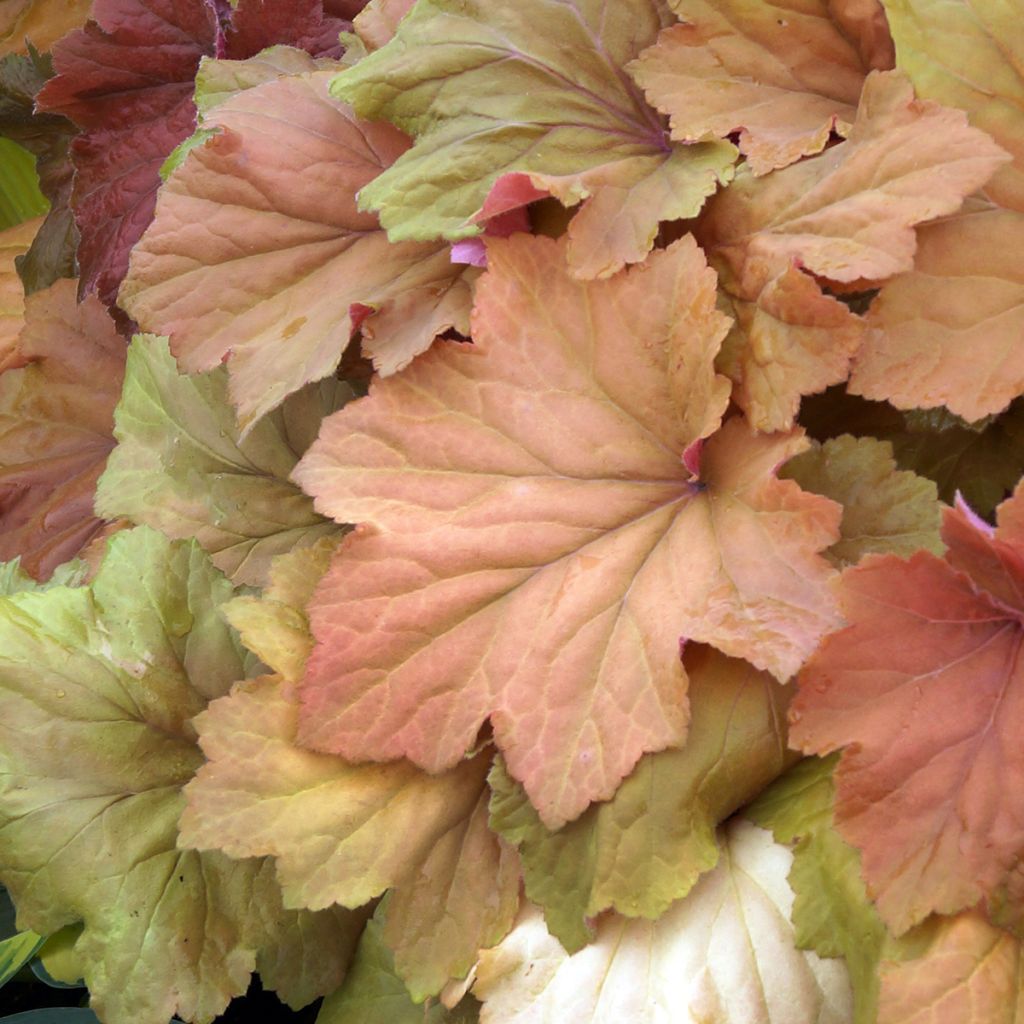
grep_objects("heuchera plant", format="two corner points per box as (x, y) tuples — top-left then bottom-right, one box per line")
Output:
(0, 0), (1022, 1021)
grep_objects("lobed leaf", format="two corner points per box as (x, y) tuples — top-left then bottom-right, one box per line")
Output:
(472, 821), (853, 1024)
(222, 538), (342, 683)
(488, 646), (792, 951)
(781, 434), (942, 565)
(800, 389), (1024, 518)
(318, 917), (482, 1024)
(791, 484), (1024, 933)
(0, 527), (364, 1024)
(631, 0), (868, 174)
(850, 207), (1024, 422)
(120, 70), (472, 428)
(331, 0), (736, 278)
(0, 278), (123, 580)
(701, 69), (1011, 292)
(180, 679), (517, 997)
(294, 233), (841, 828)
(716, 263), (867, 431)
(94, 334), (349, 587)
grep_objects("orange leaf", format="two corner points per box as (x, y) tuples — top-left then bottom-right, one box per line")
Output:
(700, 69), (1010, 293)
(119, 70), (472, 431)
(0, 278), (124, 579)
(718, 264), (867, 431)
(294, 234), (841, 828)
(826, 0), (895, 71)
(850, 206), (1024, 422)
(877, 912), (1024, 1024)
(791, 483), (1024, 934)
(631, 0), (867, 174)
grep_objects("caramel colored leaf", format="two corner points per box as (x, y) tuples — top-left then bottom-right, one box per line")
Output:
(781, 434), (942, 565)
(0, 278), (123, 580)
(850, 206), (1024, 422)
(331, 0), (737, 277)
(700, 69), (1011, 293)
(631, 0), (866, 174)
(295, 233), (839, 827)
(717, 264), (867, 431)
(181, 678), (515, 998)
(791, 486), (1024, 933)
(877, 912), (1024, 1024)
(828, 0), (896, 70)
(94, 334), (349, 587)
(120, 70), (471, 428)
(882, 0), (1024, 213)
(0, 216), (36, 371)
(350, 0), (415, 51)
(0, 527), (363, 1024)
(0, 0), (90, 57)
(472, 821), (853, 1024)
(488, 646), (792, 952)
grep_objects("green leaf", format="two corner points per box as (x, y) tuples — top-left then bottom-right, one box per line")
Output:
(781, 434), (943, 565)
(0, 138), (47, 229)
(95, 335), (352, 587)
(31, 924), (84, 988)
(800, 388), (1024, 518)
(332, 0), (735, 276)
(747, 756), (894, 1024)
(0, 930), (44, 988)
(488, 646), (793, 952)
(0, 558), (88, 597)
(317, 917), (480, 1024)
(0, 526), (363, 1024)
(194, 47), (329, 115)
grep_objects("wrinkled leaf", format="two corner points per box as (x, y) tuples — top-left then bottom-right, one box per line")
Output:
(94, 334), (348, 587)
(295, 233), (840, 828)
(791, 486), (1024, 933)
(0, 527), (364, 1024)
(631, 0), (867, 174)
(716, 264), (867, 431)
(331, 0), (737, 277)
(120, 70), (472, 428)
(488, 646), (792, 952)
(700, 70), (1010, 293)
(0, 278), (123, 580)
(473, 821), (852, 1024)
(180, 677), (515, 997)
(781, 434), (942, 565)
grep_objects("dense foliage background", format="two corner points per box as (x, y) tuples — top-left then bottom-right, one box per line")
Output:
(0, 0), (1022, 1022)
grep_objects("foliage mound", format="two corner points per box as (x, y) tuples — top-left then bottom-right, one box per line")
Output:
(0, 0), (1022, 1021)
